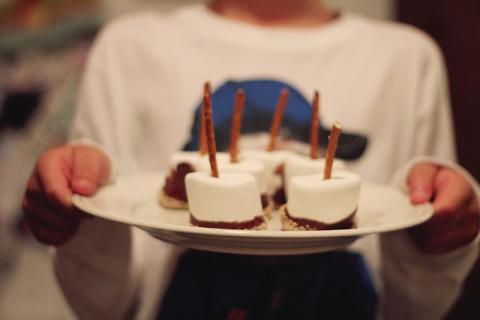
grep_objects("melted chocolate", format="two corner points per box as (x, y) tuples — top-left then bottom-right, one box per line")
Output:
(190, 214), (265, 230)
(163, 162), (195, 201)
(272, 187), (286, 207)
(261, 193), (269, 209)
(272, 164), (287, 207)
(274, 164), (284, 175)
(285, 208), (356, 230)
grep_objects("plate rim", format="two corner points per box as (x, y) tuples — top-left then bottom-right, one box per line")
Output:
(72, 172), (434, 239)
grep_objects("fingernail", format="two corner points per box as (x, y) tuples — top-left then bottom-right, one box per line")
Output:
(73, 179), (94, 194)
(413, 188), (430, 203)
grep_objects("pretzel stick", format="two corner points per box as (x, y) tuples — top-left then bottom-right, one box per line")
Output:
(267, 88), (289, 151)
(229, 89), (245, 163)
(199, 82), (210, 156)
(310, 91), (320, 159)
(324, 122), (341, 180)
(203, 90), (219, 177)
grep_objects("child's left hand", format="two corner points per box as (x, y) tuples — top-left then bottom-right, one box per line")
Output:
(407, 163), (480, 254)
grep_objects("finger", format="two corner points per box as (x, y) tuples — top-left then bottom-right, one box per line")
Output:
(457, 210), (480, 235)
(27, 222), (79, 246)
(433, 168), (473, 216)
(427, 218), (479, 254)
(408, 163), (439, 204)
(36, 147), (74, 210)
(74, 207), (93, 219)
(467, 193), (480, 213)
(23, 195), (80, 231)
(410, 207), (479, 254)
(71, 145), (110, 196)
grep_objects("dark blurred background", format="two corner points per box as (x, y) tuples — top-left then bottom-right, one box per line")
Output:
(0, 0), (478, 318)
(398, 2), (480, 318)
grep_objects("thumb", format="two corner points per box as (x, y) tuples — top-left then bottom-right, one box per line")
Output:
(408, 163), (439, 204)
(71, 145), (111, 196)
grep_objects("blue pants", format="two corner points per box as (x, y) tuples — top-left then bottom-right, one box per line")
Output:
(157, 250), (377, 320)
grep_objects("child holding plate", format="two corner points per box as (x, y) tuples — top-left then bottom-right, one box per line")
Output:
(23, 0), (479, 319)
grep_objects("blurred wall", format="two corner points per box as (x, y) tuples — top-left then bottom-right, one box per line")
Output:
(398, 0), (480, 181)
(99, 0), (395, 19)
(326, 0), (394, 19)
(99, 0), (191, 16)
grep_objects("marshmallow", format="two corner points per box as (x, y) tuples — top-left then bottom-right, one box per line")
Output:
(186, 172), (263, 223)
(241, 150), (293, 193)
(284, 154), (346, 194)
(168, 151), (203, 170)
(287, 171), (361, 224)
(197, 156), (267, 193)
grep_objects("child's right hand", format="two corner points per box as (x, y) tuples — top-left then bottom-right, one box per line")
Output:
(22, 144), (111, 246)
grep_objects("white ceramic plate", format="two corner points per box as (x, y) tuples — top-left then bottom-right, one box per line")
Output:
(72, 172), (433, 255)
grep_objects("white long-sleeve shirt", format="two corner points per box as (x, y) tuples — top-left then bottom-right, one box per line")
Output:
(56, 5), (479, 319)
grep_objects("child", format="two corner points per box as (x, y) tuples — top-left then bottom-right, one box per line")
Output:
(23, 1), (479, 319)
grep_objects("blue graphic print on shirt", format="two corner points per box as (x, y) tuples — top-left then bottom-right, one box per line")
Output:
(183, 79), (367, 160)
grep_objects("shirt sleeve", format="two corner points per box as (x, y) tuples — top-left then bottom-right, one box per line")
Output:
(54, 23), (144, 320)
(379, 40), (479, 319)
(69, 41), (139, 174)
(409, 39), (457, 162)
